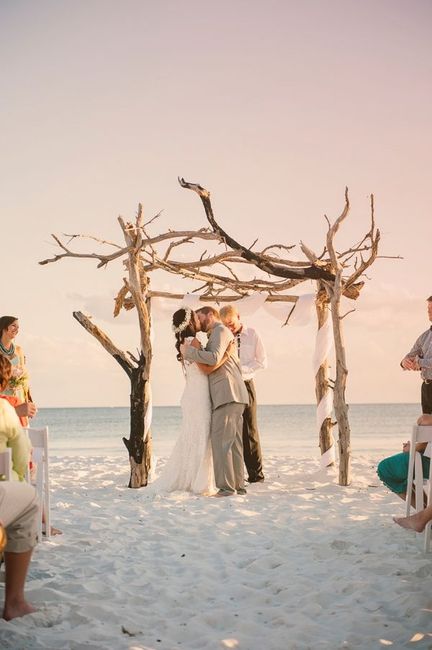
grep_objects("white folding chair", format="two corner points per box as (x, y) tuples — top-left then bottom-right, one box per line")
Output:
(25, 427), (51, 540)
(0, 448), (12, 481)
(405, 425), (432, 552)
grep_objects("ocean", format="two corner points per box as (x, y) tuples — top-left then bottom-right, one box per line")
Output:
(31, 403), (420, 460)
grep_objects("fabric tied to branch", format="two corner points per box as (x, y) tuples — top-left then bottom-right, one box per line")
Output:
(262, 293), (315, 325)
(144, 384), (152, 440)
(312, 315), (333, 377)
(312, 312), (335, 466)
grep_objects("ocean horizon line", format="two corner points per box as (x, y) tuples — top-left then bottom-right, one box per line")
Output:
(38, 401), (420, 410)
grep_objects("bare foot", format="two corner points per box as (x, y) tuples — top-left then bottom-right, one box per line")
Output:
(393, 513), (425, 533)
(50, 527), (62, 536)
(43, 526), (62, 537)
(3, 600), (37, 621)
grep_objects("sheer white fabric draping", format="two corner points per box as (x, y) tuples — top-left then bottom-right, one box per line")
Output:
(312, 314), (336, 467)
(144, 384), (152, 441)
(262, 293), (315, 326)
(151, 291), (316, 324)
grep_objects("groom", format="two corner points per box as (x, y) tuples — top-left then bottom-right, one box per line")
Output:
(181, 306), (249, 497)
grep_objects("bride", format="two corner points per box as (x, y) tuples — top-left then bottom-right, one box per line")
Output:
(149, 307), (231, 495)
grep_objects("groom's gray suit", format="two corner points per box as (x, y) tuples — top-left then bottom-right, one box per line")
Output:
(184, 322), (249, 494)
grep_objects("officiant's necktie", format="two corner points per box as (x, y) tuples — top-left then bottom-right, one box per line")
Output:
(236, 332), (241, 358)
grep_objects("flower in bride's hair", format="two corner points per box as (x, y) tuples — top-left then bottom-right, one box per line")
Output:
(172, 307), (192, 334)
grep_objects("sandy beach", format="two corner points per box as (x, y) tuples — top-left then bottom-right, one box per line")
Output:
(1, 453), (431, 650)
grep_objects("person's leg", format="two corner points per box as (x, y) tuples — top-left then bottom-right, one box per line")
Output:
(230, 403), (246, 492)
(242, 380), (264, 482)
(377, 451), (430, 506)
(0, 482), (38, 621)
(421, 382), (432, 414)
(211, 405), (236, 494)
(393, 504), (432, 532)
(3, 549), (36, 620)
(377, 452), (411, 500)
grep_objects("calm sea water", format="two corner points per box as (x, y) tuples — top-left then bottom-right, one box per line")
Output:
(31, 403), (420, 460)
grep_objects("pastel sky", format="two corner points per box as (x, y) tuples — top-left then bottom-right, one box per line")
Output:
(1, 0), (431, 408)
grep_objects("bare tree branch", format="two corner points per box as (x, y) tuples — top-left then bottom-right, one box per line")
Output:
(178, 177), (335, 282)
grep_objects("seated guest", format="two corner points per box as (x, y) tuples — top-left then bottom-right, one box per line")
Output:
(0, 356), (31, 481)
(0, 481), (38, 620)
(377, 414), (432, 504)
(0, 356), (61, 535)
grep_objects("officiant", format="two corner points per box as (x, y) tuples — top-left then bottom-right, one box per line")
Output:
(220, 305), (267, 483)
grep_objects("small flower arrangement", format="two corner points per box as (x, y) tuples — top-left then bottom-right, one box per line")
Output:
(8, 367), (29, 392)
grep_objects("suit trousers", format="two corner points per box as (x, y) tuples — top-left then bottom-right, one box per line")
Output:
(0, 482), (38, 553)
(421, 381), (432, 414)
(243, 380), (264, 481)
(211, 402), (245, 493)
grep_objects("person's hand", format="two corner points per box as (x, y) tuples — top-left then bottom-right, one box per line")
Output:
(401, 357), (417, 370)
(412, 357), (421, 371)
(402, 441), (410, 453)
(0, 524), (7, 553)
(15, 402), (38, 419)
(190, 338), (201, 349)
(417, 414), (432, 426)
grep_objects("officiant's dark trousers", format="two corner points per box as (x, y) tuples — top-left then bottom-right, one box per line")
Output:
(243, 379), (264, 482)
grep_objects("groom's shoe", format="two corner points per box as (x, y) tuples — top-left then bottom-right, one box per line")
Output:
(215, 490), (235, 498)
(236, 488), (247, 495)
(247, 476), (265, 484)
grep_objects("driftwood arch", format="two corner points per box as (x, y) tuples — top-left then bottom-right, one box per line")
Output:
(40, 179), (390, 487)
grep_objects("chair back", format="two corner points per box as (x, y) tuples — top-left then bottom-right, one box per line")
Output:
(0, 448), (12, 481)
(24, 426), (51, 540)
(406, 425), (432, 552)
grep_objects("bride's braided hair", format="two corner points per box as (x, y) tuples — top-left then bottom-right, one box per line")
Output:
(172, 308), (197, 361)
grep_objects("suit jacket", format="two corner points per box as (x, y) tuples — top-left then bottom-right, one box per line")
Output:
(184, 322), (249, 411)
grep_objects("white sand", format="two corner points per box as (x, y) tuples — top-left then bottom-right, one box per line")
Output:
(1, 454), (432, 650)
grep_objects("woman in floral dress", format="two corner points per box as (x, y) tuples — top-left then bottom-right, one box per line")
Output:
(0, 316), (31, 426)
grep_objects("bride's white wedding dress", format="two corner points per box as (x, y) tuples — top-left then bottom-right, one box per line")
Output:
(150, 351), (215, 495)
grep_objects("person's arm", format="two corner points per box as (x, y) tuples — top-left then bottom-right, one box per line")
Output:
(15, 402), (37, 419)
(0, 403), (31, 480)
(197, 341), (235, 375)
(241, 330), (268, 375)
(401, 333), (425, 369)
(184, 326), (232, 366)
(403, 441), (428, 453)
(417, 351), (432, 371)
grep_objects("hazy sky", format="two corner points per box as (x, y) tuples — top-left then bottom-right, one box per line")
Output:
(1, 0), (431, 408)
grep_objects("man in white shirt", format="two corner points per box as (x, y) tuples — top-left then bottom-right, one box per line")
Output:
(220, 305), (267, 483)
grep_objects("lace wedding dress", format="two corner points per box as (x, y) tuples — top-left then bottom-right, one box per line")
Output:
(150, 349), (215, 495)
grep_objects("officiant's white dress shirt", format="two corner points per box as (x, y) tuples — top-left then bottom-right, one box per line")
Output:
(236, 327), (267, 381)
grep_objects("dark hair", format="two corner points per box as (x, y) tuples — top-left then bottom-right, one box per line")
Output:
(172, 309), (197, 361)
(196, 306), (220, 318)
(0, 316), (18, 336)
(428, 296), (432, 302)
(0, 355), (12, 391)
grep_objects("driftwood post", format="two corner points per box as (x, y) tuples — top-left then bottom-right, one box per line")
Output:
(315, 284), (335, 462)
(116, 205), (152, 487)
(324, 190), (380, 485)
